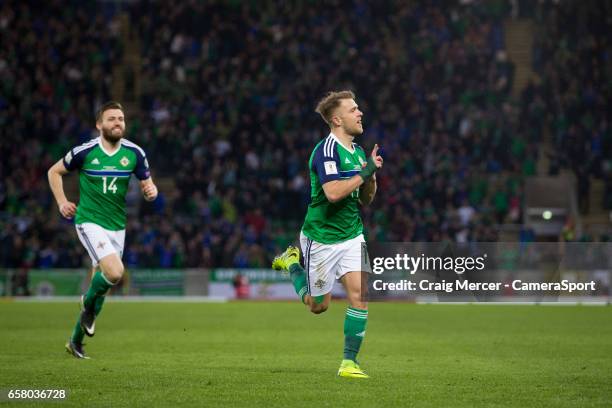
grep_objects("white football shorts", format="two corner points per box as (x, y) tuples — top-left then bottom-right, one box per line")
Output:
(75, 223), (125, 267)
(299, 231), (371, 297)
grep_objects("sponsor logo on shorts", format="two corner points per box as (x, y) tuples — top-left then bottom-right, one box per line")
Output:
(314, 279), (326, 289)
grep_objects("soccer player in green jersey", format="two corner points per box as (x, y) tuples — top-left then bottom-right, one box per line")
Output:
(272, 90), (383, 378)
(48, 101), (158, 359)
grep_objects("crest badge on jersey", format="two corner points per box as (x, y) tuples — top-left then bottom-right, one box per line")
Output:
(120, 156), (130, 167)
(358, 156), (365, 166)
(324, 161), (338, 175)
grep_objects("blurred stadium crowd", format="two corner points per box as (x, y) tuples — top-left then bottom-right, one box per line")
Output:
(0, 0), (610, 269)
(527, 2), (611, 212)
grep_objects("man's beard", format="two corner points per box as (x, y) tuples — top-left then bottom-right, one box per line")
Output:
(346, 125), (363, 137)
(101, 127), (124, 143)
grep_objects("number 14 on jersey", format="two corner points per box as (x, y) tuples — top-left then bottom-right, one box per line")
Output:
(102, 176), (118, 194)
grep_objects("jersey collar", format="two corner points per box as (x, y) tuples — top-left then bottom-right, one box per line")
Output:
(98, 137), (121, 157)
(329, 132), (355, 154)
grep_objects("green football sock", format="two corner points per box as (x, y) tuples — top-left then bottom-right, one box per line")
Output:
(288, 263), (308, 304)
(94, 295), (106, 317)
(83, 271), (113, 310)
(344, 307), (368, 362)
(71, 320), (85, 344)
(70, 285), (107, 344)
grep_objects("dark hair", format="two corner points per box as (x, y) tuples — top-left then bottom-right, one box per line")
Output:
(315, 90), (356, 126)
(96, 101), (124, 122)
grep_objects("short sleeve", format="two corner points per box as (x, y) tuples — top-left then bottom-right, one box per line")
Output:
(311, 139), (341, 184)
(63, 147), (87, 171)
(133, 149), (151, 180)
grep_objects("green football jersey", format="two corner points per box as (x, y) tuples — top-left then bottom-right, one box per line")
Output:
(63, 137), (151, 230)
(301, 133), (367, 244)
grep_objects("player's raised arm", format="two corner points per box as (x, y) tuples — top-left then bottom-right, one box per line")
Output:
(321, 145), (381, 204)
(358, 144), (383, 206)
(322, 178), (364, 203)
(47, 159), (77, 219)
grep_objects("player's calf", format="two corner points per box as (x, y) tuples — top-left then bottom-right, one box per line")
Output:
(347, 294), (367, 310)
(340, 271), (369, 365)
(80, 295), (96, 337)
(79, 255), (123, 337)
(272, 246), (311, 304)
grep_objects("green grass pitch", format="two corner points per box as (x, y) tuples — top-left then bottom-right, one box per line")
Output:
(1, 301), (611, 407)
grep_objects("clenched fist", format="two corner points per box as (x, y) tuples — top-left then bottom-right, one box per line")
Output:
(59, 201), (77, 219)
(142, 183), (158, 201)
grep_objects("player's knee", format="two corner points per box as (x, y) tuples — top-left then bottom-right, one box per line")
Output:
(104, 270), (122, 284)
(310, 304), (328, 315)
(101, 263), (124, 284)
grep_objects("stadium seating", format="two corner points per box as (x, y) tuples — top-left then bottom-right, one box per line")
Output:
(0, 0), (608, 268)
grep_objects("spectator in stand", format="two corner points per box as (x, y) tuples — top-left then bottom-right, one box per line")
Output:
(1, 1), (608, 268)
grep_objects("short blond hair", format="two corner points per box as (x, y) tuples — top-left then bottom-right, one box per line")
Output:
(315, 90), (356, 126)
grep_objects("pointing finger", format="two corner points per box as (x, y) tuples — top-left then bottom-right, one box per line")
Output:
(371, 144), (379, 157)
